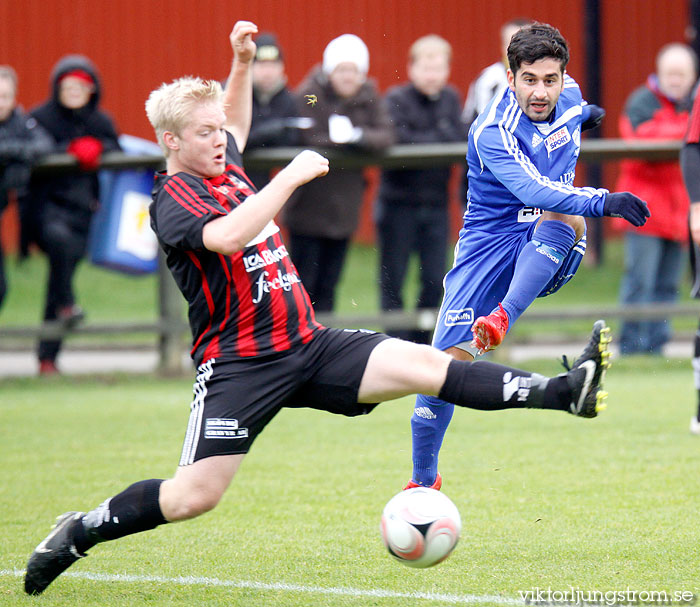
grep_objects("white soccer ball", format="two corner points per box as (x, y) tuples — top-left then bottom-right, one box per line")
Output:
(380, 487), (461, 568)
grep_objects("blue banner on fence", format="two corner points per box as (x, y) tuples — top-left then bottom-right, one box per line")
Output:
(89, 135), (162, 275)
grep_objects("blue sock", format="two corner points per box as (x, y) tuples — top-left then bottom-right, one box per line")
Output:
(501, 220), (576, 325)
(410, 394), (455, 486)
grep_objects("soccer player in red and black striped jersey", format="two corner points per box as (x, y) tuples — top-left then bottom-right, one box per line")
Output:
(24, 20), (613, 596)
(682, 82), (700, 434)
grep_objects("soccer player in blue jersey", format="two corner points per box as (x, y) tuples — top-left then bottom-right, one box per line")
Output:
(407, 22), (650, 490)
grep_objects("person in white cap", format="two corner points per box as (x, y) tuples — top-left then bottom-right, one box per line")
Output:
(283, 33), (394, 312)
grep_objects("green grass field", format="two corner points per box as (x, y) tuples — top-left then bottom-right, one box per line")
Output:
(1, 355), (699, 606)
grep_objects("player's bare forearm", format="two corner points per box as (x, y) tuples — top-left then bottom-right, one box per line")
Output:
(223, 20), (257, 153)
(202, 150), (329, 255)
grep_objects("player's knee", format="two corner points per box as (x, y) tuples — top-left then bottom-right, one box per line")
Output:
(570, 216), (586, 241)
(191, 491), (223, 516)
(410, 342), (447, 366)
(161, 482), (224, 521)
(173, 491), (222, 521)
(540, 213), (586, 241)
(411, 343), (453, 390)
(558, 215), (585, 241)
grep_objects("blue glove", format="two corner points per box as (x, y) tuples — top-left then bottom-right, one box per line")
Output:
(581, 104), (605, 131)
(603, 192), (650, 227)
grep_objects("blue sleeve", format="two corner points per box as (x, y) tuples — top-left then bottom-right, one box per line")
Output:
(475, 123), (608, 217)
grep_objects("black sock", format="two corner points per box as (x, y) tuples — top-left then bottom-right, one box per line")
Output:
(73, 479), (167, 553)
(438, 359), (570, 412)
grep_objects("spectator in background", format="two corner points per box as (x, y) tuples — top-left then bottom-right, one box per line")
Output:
(377, 35), (464, 343)
(681, 81), (700, 433)
(461, 17), (530, 127)
(0, 65), (52, 310)
(284, 34), (393, 312)
(22, 55), (120, 375)
(244, 33), (308, 190)
(615, 43), (698, 356)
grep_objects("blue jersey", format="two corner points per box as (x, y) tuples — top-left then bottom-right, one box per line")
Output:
(465, 74), (607, 233)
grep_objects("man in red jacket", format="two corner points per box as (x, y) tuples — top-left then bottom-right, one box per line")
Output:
(615, 43), (698, 355)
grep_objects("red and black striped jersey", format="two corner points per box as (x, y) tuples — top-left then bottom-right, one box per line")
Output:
(150, 132), (322, 365)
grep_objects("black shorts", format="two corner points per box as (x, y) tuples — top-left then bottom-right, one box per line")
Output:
(179, 327), (391, 465)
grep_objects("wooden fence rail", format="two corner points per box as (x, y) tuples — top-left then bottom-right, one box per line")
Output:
(2, 139), (690, 373)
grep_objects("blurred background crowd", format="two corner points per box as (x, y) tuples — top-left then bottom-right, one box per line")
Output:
(1, 0), (699, 375)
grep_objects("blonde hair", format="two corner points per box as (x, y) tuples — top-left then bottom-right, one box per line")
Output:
(408, 35), (452, 64)
(145, 76), (223, 156)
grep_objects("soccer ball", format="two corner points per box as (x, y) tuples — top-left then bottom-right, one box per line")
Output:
(380, 487), (461, 568)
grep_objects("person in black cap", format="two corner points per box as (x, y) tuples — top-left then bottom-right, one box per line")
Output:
(244, 32), (306, 189)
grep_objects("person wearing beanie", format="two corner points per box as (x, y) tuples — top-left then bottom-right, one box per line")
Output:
(284, 33), (394, 312)
(322, 33), (370, 79)
(21, 54), (121, 376)
(244, 32), (305, 190)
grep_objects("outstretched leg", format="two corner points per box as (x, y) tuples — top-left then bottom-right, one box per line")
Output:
(357, 321), (612, 488)
(24, 454), (244, 595)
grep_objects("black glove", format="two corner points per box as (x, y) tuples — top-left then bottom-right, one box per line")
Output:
(603, 192), (651, 227)
(582, 104), (605, 131)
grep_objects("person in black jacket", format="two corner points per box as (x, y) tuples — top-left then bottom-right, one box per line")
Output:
(377, 35), (465, 343)
(243, 33), (306, 190)
(0, 65), (52, 311)
(23, 55), (120, 375)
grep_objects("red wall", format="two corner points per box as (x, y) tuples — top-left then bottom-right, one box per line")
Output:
(0, 0), (595, 140)
(0, 0), (691, 246)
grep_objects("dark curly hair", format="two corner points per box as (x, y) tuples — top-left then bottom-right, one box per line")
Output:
(507, 22), (569, 75)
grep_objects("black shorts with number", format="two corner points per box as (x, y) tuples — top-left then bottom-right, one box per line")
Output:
(179, 327), (390, 465)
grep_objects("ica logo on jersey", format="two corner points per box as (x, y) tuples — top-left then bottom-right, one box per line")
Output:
(243, 244), (290, 272)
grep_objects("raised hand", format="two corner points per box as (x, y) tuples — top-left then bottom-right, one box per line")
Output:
(229, 21), (258, 63)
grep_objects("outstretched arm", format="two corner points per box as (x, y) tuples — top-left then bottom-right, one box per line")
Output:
(202, 150), (329, 254)
(223, 20), (258, 154)
(476, 124), (648, 225)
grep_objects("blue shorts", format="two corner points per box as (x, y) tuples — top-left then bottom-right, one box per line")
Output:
(432, 225), (585, 353)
